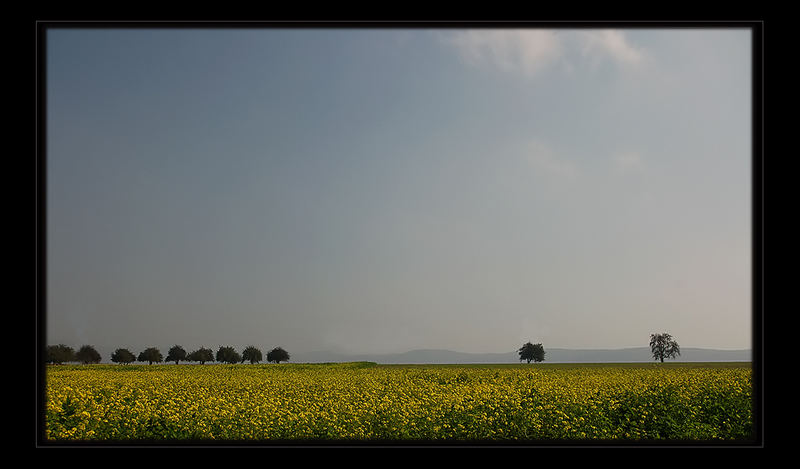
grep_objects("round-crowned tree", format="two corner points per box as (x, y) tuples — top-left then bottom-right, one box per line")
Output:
(188, 347), (214, 364)
(518, 342), (546, 364)
(216, 346), (241, 364)
(166, 345), (187, 365)
(650, 333), (681, 363)
(267, 347), (290, 364)
(110, 348), (136, 364)
(46, 344), (76, 365)
(241, 345), (263, 364)
(76, 345), (102, 364)
(138, 347), (163, 365)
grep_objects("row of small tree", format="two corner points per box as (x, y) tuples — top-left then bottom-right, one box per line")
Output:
(47, 333), (681, 365)
(45, 344), (290, 365)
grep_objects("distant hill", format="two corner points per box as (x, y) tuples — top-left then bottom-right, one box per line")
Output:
(292, 347), (751, 364)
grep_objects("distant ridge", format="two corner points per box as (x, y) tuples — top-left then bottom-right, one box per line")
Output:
(292, 347), (751, 364)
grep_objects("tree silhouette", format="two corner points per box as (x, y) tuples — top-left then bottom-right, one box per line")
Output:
(188, 347), (214, 364)
(46, 344), (76, 365)
(267, 347), (290, 364)
(241, 345), (263, 364)
(166, 345), (187, 365)
(216, 346), (241, 364)
(518, 342), (545, 364)
(76, 345), (102, 364)
(110, 348), (136, 364)
(650, 333), (681, 363)
(138, 347), (163, 365)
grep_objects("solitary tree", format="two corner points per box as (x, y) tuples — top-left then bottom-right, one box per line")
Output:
(650, 333), (681, 363)
(76, 345), (102, 364)
(216, 346), (241, 364)
(241, 345), (263, 364)
(138, 347), (163, 365)
(46, 344), (76, 364)
(188, 347), (214, 364)
(267, 347), (290, 364)
(518, 342), (545, 364)
(110, 348), (136, 364)
(166, 345), (187, 365)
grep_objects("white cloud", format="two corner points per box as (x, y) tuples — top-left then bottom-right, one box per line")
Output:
(445, 29), (563, 77)
(577, 30), (647, 67)
(443, 29), (647, 77)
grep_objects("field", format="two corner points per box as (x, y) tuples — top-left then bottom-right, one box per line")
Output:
(44, 362), (753, 443)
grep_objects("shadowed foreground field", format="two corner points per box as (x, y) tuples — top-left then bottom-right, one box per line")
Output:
(44, 362), (753, 443)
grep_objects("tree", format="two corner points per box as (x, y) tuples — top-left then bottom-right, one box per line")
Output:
(267, 347), (290, 364)
(76, 345), (102, 364)
(216, 346), (241, 364)
(46, 344), (76, 364)
(138, 347), (163, 365)
(110, 348), (136, 364)
(650, 332), (681, 363)
(518, 342), (545, 364)
(188, 347), (214, 365)
(241, 345), (263, 364)
(166, 345), (187, 365)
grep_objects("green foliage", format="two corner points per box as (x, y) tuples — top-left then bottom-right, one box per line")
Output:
(166, 345), (187, 365)
(46, 344), (76, 365)
(241, 345), (263, 364)
(266, 347), (290, 364)
(518, 342), (545, 364)
(216, 346), (241, 364)
(110, 348), (136, 364)
(188, 347), (214, 364)
(138, 347), (163, 365)
(76, 345), (102, 364)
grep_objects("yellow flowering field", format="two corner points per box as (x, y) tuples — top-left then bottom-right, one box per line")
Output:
(44, 362), (753, 442)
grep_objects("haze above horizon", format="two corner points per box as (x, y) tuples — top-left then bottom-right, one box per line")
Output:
(46, 27), (753, 355)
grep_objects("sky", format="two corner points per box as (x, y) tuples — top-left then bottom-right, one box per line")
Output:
(45, 27), (753, 357)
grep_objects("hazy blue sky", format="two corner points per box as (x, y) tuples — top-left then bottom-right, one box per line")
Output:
(46, 27), (752, 356)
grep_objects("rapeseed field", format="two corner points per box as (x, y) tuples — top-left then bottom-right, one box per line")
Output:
(44, 362), (752, 442)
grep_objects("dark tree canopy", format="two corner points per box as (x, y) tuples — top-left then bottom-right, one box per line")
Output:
(267, 347), (290, 364)
(166, 345), (187, 365)
(650, 333), (681, 363)
(241, 345), (263, 364)
(110, 348), (136, 364)
(216, 346), (241, 364)
(518, 342), (545, 364)
(188, 347), (214, 364)
(76, 345), (102, 364)
(46, 344), (76, 364)
(138, 347), (163, 365)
